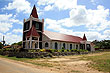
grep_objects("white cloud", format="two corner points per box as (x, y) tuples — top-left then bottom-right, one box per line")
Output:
(0, 33), (3, 42)
(38, 0), (77, 11)
(0, 22), (12, 33)
(44, 5), (54, 11)
(12, 29), (23, 33)
(45, 18), (109, 41)
(90, 0), (98, 5)
(5, 33), (22, 44)
(3, 0), (31, 14)
(0, 14), (22, 33)
(45, 5), (110, 32)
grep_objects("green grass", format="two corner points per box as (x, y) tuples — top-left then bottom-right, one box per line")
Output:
(29, 62), (53, 67)
(0, 55), (53, 67)
(71, 70), (82, 73)
(81, 52), (110, 72)
(0, 55), (33, 61)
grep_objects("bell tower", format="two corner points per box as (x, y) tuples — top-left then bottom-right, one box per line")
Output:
(22, 5), (44, 49)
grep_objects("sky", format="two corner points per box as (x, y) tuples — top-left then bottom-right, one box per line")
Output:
(0, 0), (110, 44)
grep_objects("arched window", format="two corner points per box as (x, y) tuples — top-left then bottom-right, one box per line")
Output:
(76, 45), (78, 49)
(45, 42), (48, 47)
(70, 44), (72, 50)
(55, 42), (58, 49)
(63, 43), (65, 48)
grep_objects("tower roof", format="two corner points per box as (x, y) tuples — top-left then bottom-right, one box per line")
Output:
(82, 34), (87, 41)
(26, 25), (40, 37)
(30, 5), (38, 18)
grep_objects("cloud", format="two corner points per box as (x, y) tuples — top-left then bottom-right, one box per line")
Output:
(12, 29), (23, 34)
(45, 5), (110, 31)
(5, 32), (22, 44)
(0, 14), (22, 33)
(3, 0), (31, 14)
(38, 0), (77, 11)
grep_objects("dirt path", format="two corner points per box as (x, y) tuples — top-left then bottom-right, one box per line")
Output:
(0, 58), (57, 73)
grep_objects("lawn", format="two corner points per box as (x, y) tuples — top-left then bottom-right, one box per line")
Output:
(82, 52), (110, 72)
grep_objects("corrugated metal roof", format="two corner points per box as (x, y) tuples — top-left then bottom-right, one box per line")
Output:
(44, 31), (83, 43)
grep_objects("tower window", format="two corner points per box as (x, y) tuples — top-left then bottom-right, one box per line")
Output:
(25, 23), (29, 30)
(35, 23), (39, 29)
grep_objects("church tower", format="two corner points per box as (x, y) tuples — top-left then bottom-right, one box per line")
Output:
(23, 5), (44, 49)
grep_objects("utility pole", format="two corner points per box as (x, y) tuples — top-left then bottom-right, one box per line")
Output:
(2, 36), (5, 46)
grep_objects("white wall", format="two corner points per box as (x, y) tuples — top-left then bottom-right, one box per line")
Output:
(51, 41), (80, 50)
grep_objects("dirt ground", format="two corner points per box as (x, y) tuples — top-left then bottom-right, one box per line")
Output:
(0, 52), (108, 73)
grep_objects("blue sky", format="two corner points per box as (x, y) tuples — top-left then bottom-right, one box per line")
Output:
(0, 0), (110, 44)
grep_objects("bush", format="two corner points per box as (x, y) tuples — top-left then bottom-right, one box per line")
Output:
(40, 49), (46, 52)
(28, 49), (36, 53)
(47, 53), (53, 57)
(61, 48), (65, 52)
(70, 49), (74, 52)
(66, 49), (70, 52)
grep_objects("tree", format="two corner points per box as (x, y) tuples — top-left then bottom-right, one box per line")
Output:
(0, 42), (3, 49)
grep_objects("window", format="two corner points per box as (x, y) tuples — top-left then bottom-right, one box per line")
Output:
(26, 23), (29, 30)
(76, 45), (78, 49)
(35, 43), (38, 48)
(63, 43), (65, 48)
(55, 42), (58, 49)
(70, 44), (72, 50)
(45, 42), (48, 47)
(35, 23), (39, 29)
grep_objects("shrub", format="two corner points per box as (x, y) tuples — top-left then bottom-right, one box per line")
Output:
(70, 49), (74, 52)
(40, 49), (46, 52)
(61, 48), (65, 52)
(28, 49), (36, 53)
(73, 49), (78, 52)
(47, 53), (53, 57)
(62, 47), (65, 49)
(66, 49), (70, 52)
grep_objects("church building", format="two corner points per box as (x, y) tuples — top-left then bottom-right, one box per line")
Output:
(22, 5), (95, 51)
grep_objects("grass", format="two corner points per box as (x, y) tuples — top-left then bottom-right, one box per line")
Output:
(81, 52), (110, 72)
(0, 55), (53, 67)
(29, 62), (53, 67)
(71, 70), (82, 73)
(0, 55), (33, 61)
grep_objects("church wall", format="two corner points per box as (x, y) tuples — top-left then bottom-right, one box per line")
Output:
(51, 41), (80, 50)
(42, 34), (51, 49)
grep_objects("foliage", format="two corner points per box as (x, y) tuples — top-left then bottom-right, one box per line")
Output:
(11, 41), (22, 46)
(28, 49), (37, 53)
(46, 49), (58, 53)
(92, 40), (110, 49)
(0, 42), (3, 49)
(40, 49), (46, 52)
(62, 46), (65, 49)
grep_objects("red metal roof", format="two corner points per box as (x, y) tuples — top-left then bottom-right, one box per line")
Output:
(44, 31), (83, 43)
(26, 25), (40, 37)
(82, 34), (87, 41)
(30, 5), (38, 18)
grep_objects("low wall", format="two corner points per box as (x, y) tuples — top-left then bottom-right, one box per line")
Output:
(0, 51), (90, 58)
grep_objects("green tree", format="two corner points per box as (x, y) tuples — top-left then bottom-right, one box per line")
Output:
(0, 42), (3, 49)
